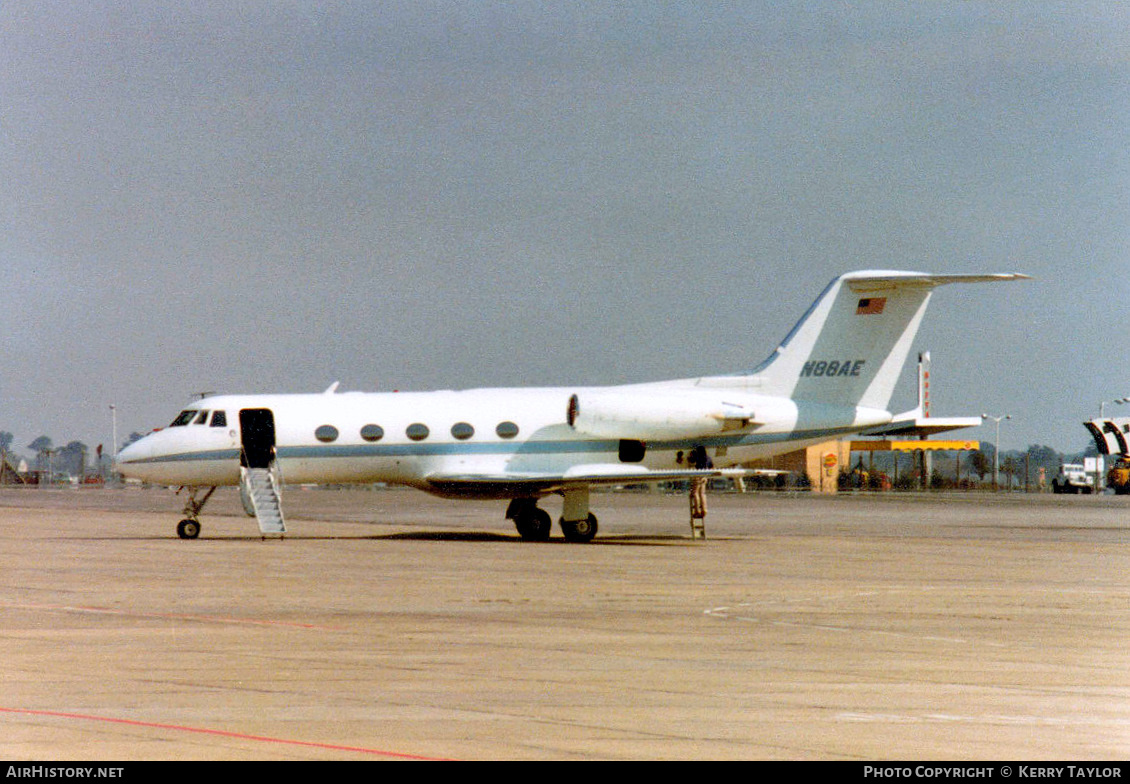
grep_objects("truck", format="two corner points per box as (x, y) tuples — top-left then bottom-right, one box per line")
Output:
(1107, 457), (1130, 495)
(1051, 463), (1094, 494)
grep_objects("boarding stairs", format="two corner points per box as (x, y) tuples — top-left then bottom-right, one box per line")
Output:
(240, 464), (287, 537)
(690, 515), (706, 540)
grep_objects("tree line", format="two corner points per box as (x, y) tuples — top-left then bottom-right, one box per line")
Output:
(0, 431), (146, 482)
(843, 443), (1091, 491)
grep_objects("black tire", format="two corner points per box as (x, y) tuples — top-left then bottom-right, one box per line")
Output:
(515, 508), (552, 542)
(177, 519), (201, 540)
(560, 513), (598, 544)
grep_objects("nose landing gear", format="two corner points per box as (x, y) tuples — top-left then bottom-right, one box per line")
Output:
(175, 486), (216, 539)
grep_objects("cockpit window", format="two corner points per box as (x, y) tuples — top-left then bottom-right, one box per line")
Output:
(170, 410), (197, 427)
(193, 410), (209, 425)
(210, 410), (227, 428)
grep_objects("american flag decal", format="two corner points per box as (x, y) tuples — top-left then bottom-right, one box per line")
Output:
(856, 297), (886, 315)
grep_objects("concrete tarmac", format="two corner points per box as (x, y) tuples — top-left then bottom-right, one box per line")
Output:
(1, 485), (1128, 760)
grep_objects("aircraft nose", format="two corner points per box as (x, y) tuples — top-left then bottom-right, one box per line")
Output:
(115, 436), (152, 474)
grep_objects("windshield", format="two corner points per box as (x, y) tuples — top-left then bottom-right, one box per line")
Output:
(170, 410), (198, 427)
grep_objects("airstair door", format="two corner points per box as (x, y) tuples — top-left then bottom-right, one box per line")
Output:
(238, 408), (286, 537)
(239, 408), (275, 469)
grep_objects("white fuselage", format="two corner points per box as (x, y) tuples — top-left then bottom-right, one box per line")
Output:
(116, 382), (893, 496)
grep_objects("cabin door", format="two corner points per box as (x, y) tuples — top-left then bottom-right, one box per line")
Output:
(239, 408), (276, 469)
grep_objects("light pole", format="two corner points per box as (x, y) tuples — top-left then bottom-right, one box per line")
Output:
(1100, 397), (1130, 418)
(110, 404), (117, 484)
(982, 413), (1011, 491)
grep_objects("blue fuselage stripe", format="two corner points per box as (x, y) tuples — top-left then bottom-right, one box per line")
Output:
(120, 425), (860, 466)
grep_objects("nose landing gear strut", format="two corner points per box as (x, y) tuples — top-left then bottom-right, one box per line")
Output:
(175, 486), (216, 539)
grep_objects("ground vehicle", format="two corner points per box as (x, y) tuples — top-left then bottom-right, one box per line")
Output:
(1107, 457), (1130, 495)
(1052, 463), (1094, 494)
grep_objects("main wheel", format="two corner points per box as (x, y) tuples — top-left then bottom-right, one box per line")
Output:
(514, 508), (552, 542)
(560, 513), (598, 544)
(177, 519), (201, 540)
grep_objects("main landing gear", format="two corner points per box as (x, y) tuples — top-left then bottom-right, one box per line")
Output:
(505, 496), (599, 544)
(559, 512), (598, 544)
(175, 486), (216, 540)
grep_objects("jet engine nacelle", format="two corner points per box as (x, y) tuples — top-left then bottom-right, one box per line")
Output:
(567, 390), (755, 440)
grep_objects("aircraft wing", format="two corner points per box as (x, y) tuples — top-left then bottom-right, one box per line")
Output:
(425, 464), (727, 498)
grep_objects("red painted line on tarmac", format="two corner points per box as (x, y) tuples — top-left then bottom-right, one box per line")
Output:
(3, 601), (341, 631)
(0, 707), (445, 760)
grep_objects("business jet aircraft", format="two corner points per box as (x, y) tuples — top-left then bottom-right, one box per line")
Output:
(117, 270), (1027, 541)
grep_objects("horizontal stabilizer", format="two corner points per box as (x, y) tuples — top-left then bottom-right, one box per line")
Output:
(862, 415), (984, 438)
(844, 272), (1031, 292)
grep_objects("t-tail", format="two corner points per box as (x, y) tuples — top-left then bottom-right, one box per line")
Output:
(749, 270), (1030, 411)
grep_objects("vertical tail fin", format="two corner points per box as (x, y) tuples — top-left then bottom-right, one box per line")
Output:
(752, 271), (1029, 411)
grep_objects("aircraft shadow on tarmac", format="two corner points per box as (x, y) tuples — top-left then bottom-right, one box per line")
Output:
(93, 531), (699, 546)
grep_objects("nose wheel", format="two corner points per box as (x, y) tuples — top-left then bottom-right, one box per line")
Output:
(174, 486), (216, 540)
(177, 518), (201, 539)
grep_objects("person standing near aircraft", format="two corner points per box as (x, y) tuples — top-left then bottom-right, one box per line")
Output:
(689, 445), (712, 539)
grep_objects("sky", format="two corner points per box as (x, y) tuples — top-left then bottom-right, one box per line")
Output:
(1, 1), (1127, 456)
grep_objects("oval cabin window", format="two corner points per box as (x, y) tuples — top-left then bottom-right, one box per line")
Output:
(315, 425), (339, 443)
